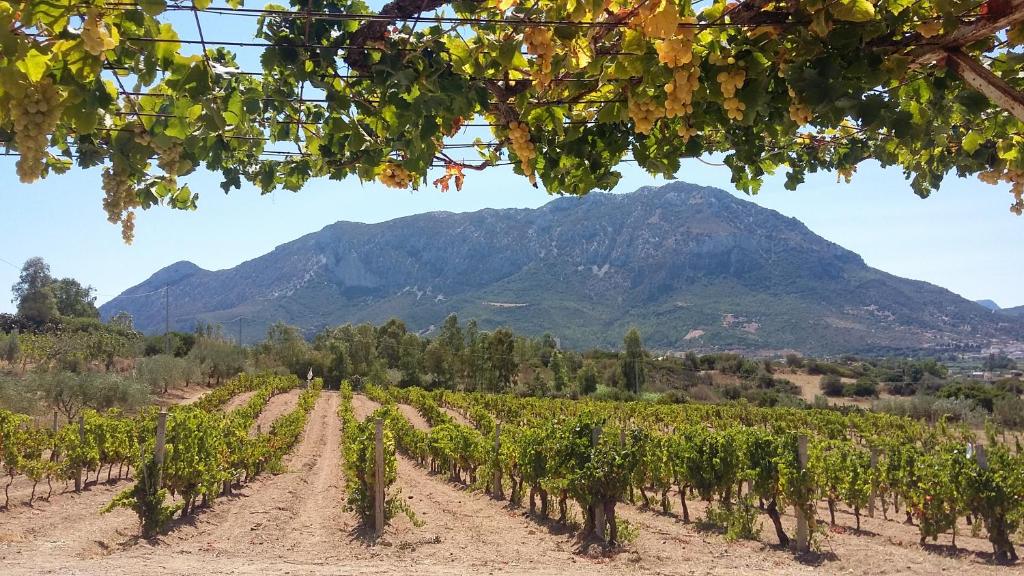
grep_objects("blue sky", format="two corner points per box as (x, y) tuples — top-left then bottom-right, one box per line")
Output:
(2, 3), (1022, 313)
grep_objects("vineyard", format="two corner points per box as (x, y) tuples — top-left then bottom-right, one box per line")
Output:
(2, 374), (1024, 574)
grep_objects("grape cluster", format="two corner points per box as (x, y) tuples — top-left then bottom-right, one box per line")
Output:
(836, 166), (855, 183)
(716, 68), (746, 121)
(979, 168), (1024, 215)
(9, 79), (64, 184)
(152, 139), (186, 177)
(787, 88), (812, 125)
(664, 66), (699, 119)
(523, 27), (554, 88)
(101, 164), (140, 242)
(634, 0), (680, 39)
(378, 162), (413, 189)
(627, 94), (665, 135)
(654, 17), (697, 68)
(507, 120), (537, 174)
(82, 9), (118, 56)
(677, 122), (697, 141)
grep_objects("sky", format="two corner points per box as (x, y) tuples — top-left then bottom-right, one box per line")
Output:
(2, 4), (1022, 313)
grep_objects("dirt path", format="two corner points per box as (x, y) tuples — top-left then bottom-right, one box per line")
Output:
(441, 406), (475, 427)
(154, 384), (212, 408)
(249, 388), (300, 434)
(397, 403), (431, 431)
(220, 389), (257, 412)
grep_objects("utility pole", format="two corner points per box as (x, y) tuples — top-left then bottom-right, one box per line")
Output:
(164, 286), (171, 356)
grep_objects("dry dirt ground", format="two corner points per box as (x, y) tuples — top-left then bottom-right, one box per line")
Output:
(2, 392), (1021, 575)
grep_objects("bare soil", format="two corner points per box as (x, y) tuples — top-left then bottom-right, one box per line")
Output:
(1, 393), (1020, 575)
(249, 388), (301, 435)
(220, 389), (257, 412)
(153, 383), (212, 408)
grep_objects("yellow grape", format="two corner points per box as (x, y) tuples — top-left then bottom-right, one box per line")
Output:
(9, 79), (64, 184)
(523, 27), (554, 88)
(378, 162), (413, 189)
(633, 0), (680, 39)
(916, 20), (942, 39)
(627, 94), (665, 135)
(664, 66), (699, 119)
(787, 88), (812, 125)
(507, 120), (537, 174)
(82, 9), (118, 56)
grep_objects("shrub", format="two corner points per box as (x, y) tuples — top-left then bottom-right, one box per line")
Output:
(843, 377), (879, 398)
(819, 374), (844, 397)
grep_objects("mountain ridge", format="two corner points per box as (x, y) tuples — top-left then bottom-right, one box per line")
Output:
(100, 182), (1024, 355)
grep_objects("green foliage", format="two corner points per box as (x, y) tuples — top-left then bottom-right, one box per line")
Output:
(621, 328), (646, 394)
(703, 497), (763, 541)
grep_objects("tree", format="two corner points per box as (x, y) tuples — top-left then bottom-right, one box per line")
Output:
(622, 328), (646, 394)
(7, 0), (1024, 242)
(109, 312), (136, 333)
(819, 374), (844, 397)
(550, 350), (569, 393)
(577, 363), (599, 396)
(376, 318), (408, 369)
(259, 322), (312, 376)
(1, 332), (19, 365)
(51, 278), (99, 319)
(12, 257), (58, 326)
(398, 333), (423, 388)
(485, 329), (517, 392)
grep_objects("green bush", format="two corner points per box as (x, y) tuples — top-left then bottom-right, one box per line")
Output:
(819, 374), (844, 397)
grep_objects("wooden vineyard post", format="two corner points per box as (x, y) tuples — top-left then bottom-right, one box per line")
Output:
(52, 410), (58, 431)
(74, 415), (85, 492)
(154, 410), (168, 487)
(976, 444), (988, 471)
(795, 435), (810, 553)
(374, 418), (385, 537)
(492, 422), (503, 499)
(592, 425), (605, 542)
(868, 448), (879, 518)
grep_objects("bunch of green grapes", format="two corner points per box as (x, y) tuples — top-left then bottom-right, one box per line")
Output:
(716, 68), (746, 121)
(82, 9), (117, 56)
(152, 139), (186, 177)
(787, 88), (812, 125)
(378, 162), (413, 189)
(665, 66), (699, 118)
(507, 121), (537, 174)
(979, 168), (1024, 215)
(627, 93), (665, 135)
(9, 79), (63, 184)
(677, 122), (697, 141)
(633, 0), (679, 39)
(654, 17), (697, 68)
(523, 28), (554, 88)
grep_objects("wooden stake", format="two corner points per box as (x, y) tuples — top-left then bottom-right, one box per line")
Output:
(374, 418), (385, 537)
(795, 435), (809, 553)
(154, 410), (168, 487)
(976, 444), (988, 470)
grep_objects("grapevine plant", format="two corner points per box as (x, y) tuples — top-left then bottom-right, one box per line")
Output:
(1, 0), (1024, 243)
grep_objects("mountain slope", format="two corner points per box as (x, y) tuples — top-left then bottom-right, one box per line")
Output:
(1002, 305), (1024, 318)
(100, 182), (1024, 354)
(976, 299), (1001, 311)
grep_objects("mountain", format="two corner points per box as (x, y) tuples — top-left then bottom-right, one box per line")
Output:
(976, 299), (1001, 311)
(1002, 305), (1024, 318)
(100, 182), (1024, 355)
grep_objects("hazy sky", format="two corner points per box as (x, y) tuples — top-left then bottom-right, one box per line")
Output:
(2, 3), (1023, 313)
